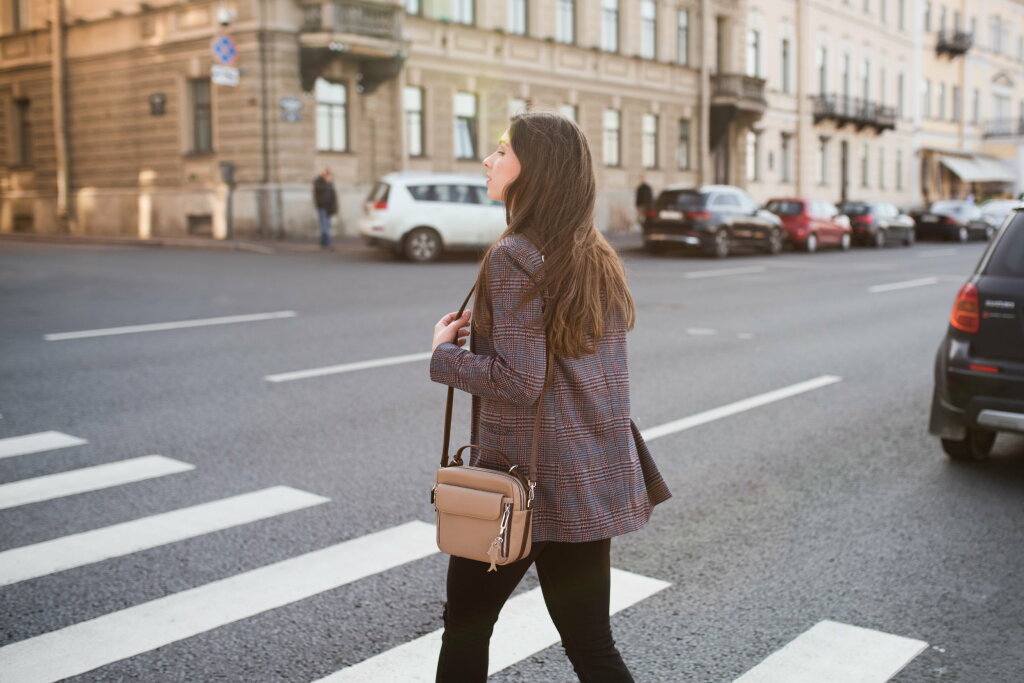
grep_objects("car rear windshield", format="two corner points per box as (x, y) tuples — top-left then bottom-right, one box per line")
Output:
(929, 200), (963, 215)
(765, 200), (804, 216)
(366, 182), (389, 203)
(839, 203), (871, 216)
(656, 190), (708, 210)
(985, 215), (1024, 277)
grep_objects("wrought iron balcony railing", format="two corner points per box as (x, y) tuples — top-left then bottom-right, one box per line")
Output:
(937, 30), (973, 56)
(813, 95), (896, 132)
(983, 118), (1024, 138)
(302, 0), (401, 41)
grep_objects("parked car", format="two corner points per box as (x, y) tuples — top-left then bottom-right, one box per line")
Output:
(914, 200), (994, 242)
(929, 207), (1024, 460)
(837, 200), (916, 247)
(979, 198), (1023, 230)
(764, 198), (852, 252)
(643, 185), (784, 258)
(358, 172), (505, 262)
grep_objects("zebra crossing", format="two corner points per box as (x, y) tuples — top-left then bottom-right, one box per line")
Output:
(0, 430), (928, 682)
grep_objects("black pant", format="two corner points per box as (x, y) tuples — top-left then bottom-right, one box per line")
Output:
(436, 538), (634, 682)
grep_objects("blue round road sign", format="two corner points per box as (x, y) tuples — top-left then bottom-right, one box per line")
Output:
(212, 35), (238, 65)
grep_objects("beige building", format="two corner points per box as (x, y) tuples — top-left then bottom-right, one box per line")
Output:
(2, 0), (1021, 240)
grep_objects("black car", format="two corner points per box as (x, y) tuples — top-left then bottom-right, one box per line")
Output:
(643, 185), (783, 258)
(929, 208), (1024, 460)
(838, 201), (916, 247)
(915, 200), (995, 242)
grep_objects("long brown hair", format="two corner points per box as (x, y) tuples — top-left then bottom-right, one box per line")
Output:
(473, 111), (636, 358)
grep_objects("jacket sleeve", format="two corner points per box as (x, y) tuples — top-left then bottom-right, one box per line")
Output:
(430, 242), (546, 406)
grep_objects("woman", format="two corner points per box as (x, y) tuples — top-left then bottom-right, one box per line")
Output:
(430, 112), (670, 682)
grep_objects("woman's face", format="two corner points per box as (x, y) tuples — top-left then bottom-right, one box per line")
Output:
(483, 129), (521, 203)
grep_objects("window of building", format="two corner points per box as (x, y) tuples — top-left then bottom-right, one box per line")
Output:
(864, 0), (870, 13)
(507, 0), (526, 35)
(404, 86), (424, 157)
(746, 29), (761, 77)
(897, 72), (905, 117)
(924, 1), (932, 31)
(898, 0), (905, 31)
(642, 113), (658, 169)
(11, 98), (30, 165)
(862, 58), (870, 101)
(817, 46), (828, 95)
(559, 104), (577, 121)
(841, 52), (851, 99)
(954, 11), (961, 31)
(603, 109), (621, 167)
(677, 9), (689, 65)
(601, 0), (619, 53)
(972, 88), (980, 124)
(861, 143), (869, 187)
(780, 133), (792, 182)
(556, 0), (575, 44)
(952, 85), (961, 122)
(818, 136), (830, 185)
(781, 39), (792, 94)
(190, 78), (213, 154)
(404, 0), (421, 15)
(939, 6), (946, 35)
(880, 0), (886, 23)
(315, 78), (347, 152)
(938, 82), (946, 120)
(879, 67), (886, 106)
(677, 119), (691, 170)
(896, 149), (903, 189)
(454, 91), (478, 160)
(9, 0), (30, 31)
(640, 0), (657, 59)
(452, 0), (474, 25)
(746, 131), (761, 181)
(923, 79), (932, 118)
(878, 147), (885, 189)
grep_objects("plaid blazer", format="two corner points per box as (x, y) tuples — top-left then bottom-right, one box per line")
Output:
(430, 234), (671, 543)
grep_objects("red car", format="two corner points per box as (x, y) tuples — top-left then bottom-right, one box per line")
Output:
(765, 198), (852, 252)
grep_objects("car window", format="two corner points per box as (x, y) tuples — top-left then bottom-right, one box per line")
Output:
(407, 184), (440, 202)
(839, 202), (870, 216)
(984, 217), (1024, 277)
(367, 182), (390, 202)
(656, 190), (707, 210)
(766, 200), (803, 216)
(964, 205), (982, 220)
(930, 200), (962, 215)
(711, 193), (740, 208)
(823, 202), (838, 218)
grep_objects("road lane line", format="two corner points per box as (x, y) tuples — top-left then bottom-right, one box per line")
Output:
(0, 486), (329, 587)
(917, 249), (957, 258)
(685, 266), (766, 279)
(0, 431), (87, 460)
(0, 456), (195, 511)
(44, 311), (297, 341)
(0, 521), (439, 683)
(867, 277), (939, 294)
(265, 351), (433, 383)
(641, 375), (842, 442)
(318, 568), (671, 682)
(733, 620), (928, 682)
(686, 328), (717, 336)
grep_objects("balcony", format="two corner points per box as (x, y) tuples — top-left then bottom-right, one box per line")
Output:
(710, 74), (767, 120)
(936, 30), (973, 57)
(983, 118), (1024, 139)
(299, 0), (406, 93)
(813, 95), (896, 133)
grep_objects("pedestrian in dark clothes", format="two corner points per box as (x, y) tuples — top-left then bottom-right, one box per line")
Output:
(313, 168), (338, 250)
(430, 113), (671, 682)
(635, 175), (654, 230)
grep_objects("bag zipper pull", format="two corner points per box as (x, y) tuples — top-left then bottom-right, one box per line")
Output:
(486, 537), (502, 572)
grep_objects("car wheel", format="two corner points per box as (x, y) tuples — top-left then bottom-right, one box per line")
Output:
(403, 227), (443, 262)
(840, 233), (851, 251)
(874, 230), (885, 248)
(954, 226), (968, 243)
(712, 229), (730, 258)
(765, 229), (784, 255)
(941, 429), (997, 461)
(803, 233), (818, 253)
(903, 230), (915, 247)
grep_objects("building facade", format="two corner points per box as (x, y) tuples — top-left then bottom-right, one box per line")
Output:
(1, 0), (1021, 240)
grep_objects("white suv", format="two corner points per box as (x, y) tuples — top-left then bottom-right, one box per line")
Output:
(358, 172), (507, 262)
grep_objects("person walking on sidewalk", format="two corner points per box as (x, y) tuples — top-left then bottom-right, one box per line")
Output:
(634, 175), (654, 231)
(430, 112), (671, 682)
(313, 168), (338, 250)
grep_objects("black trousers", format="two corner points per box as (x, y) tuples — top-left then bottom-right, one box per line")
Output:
(436, 538), (634, 682)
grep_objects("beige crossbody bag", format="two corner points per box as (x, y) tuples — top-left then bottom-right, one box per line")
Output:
(431, 286), (553, 571)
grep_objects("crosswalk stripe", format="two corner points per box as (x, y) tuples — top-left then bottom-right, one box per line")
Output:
(0, 520), (439, 683)
(0, 486), (329, 587)
(0, 455), (194, 511)
(318, 568), (671, 682)
(733, 620), (928, 682)
(0, 431), (87, 460)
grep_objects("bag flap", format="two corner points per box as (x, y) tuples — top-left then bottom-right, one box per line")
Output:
(435, 484), (505, 520)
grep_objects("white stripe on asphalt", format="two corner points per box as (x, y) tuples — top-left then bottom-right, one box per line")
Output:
(319, 568), (671, 682)
(0, 431), (87, 460)
(265, 351), (433, 383)
(685, 266), (766, 279)
(0, 486), (329, 587)
(0, 455), (194, 511)
(733, 620), (928, 682)
(44, 311), (297, 341)
(917, 249), (957, 258)
(0, 521), (439, 683)
(641, 375), (843, 442)
(686, 328), (717, 336)
(867, 277), (939, 293)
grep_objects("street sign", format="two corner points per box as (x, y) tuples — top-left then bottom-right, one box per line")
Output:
(211, 34), (238, 66)
(211, 65), (240, 87)
(279, 97), (302, 122)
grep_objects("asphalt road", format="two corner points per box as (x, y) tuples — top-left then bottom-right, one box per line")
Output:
(1, 237), (1021, 682)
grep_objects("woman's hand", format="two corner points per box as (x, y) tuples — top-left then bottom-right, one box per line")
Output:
(432, 310), (471, 352)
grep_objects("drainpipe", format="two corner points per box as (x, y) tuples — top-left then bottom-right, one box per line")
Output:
(258, 0), (271, 236)
(698, 0), (711, 185)
(51, 0), (72, 231)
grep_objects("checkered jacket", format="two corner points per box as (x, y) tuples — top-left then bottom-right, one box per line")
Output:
(430, 234), (671, 543)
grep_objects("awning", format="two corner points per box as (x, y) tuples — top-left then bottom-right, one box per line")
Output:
(939, 155), (1016, 183)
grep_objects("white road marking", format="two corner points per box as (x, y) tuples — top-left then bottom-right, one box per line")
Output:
(685, 266), (766, 279)
(0, 521), (439, 683)
(43, 311), (297, 341)
(641, 375), (842, 442)
(319, 568), (671, 682)
(733, 620), (928, 683)
(868, 277), (939, 294)
(0, 431), (87, 460)
(686, 328), (717, 336)
(0, 455), (194, 511)
(265, 351), (433, 383)
(0, 486), (329, 587)
(737, 333), (755, 340)
(917, 249), (957, 258)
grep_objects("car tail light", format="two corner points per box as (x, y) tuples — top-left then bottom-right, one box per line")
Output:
(968, 363), (1000, 373)
(949, 282), (980, 334)
(685, 211), (711, 221)
(646, 208), (658, 219)
(854, 215), (875, 225)
(944, 216), (957, 225)
(373, 200), (388, 210)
